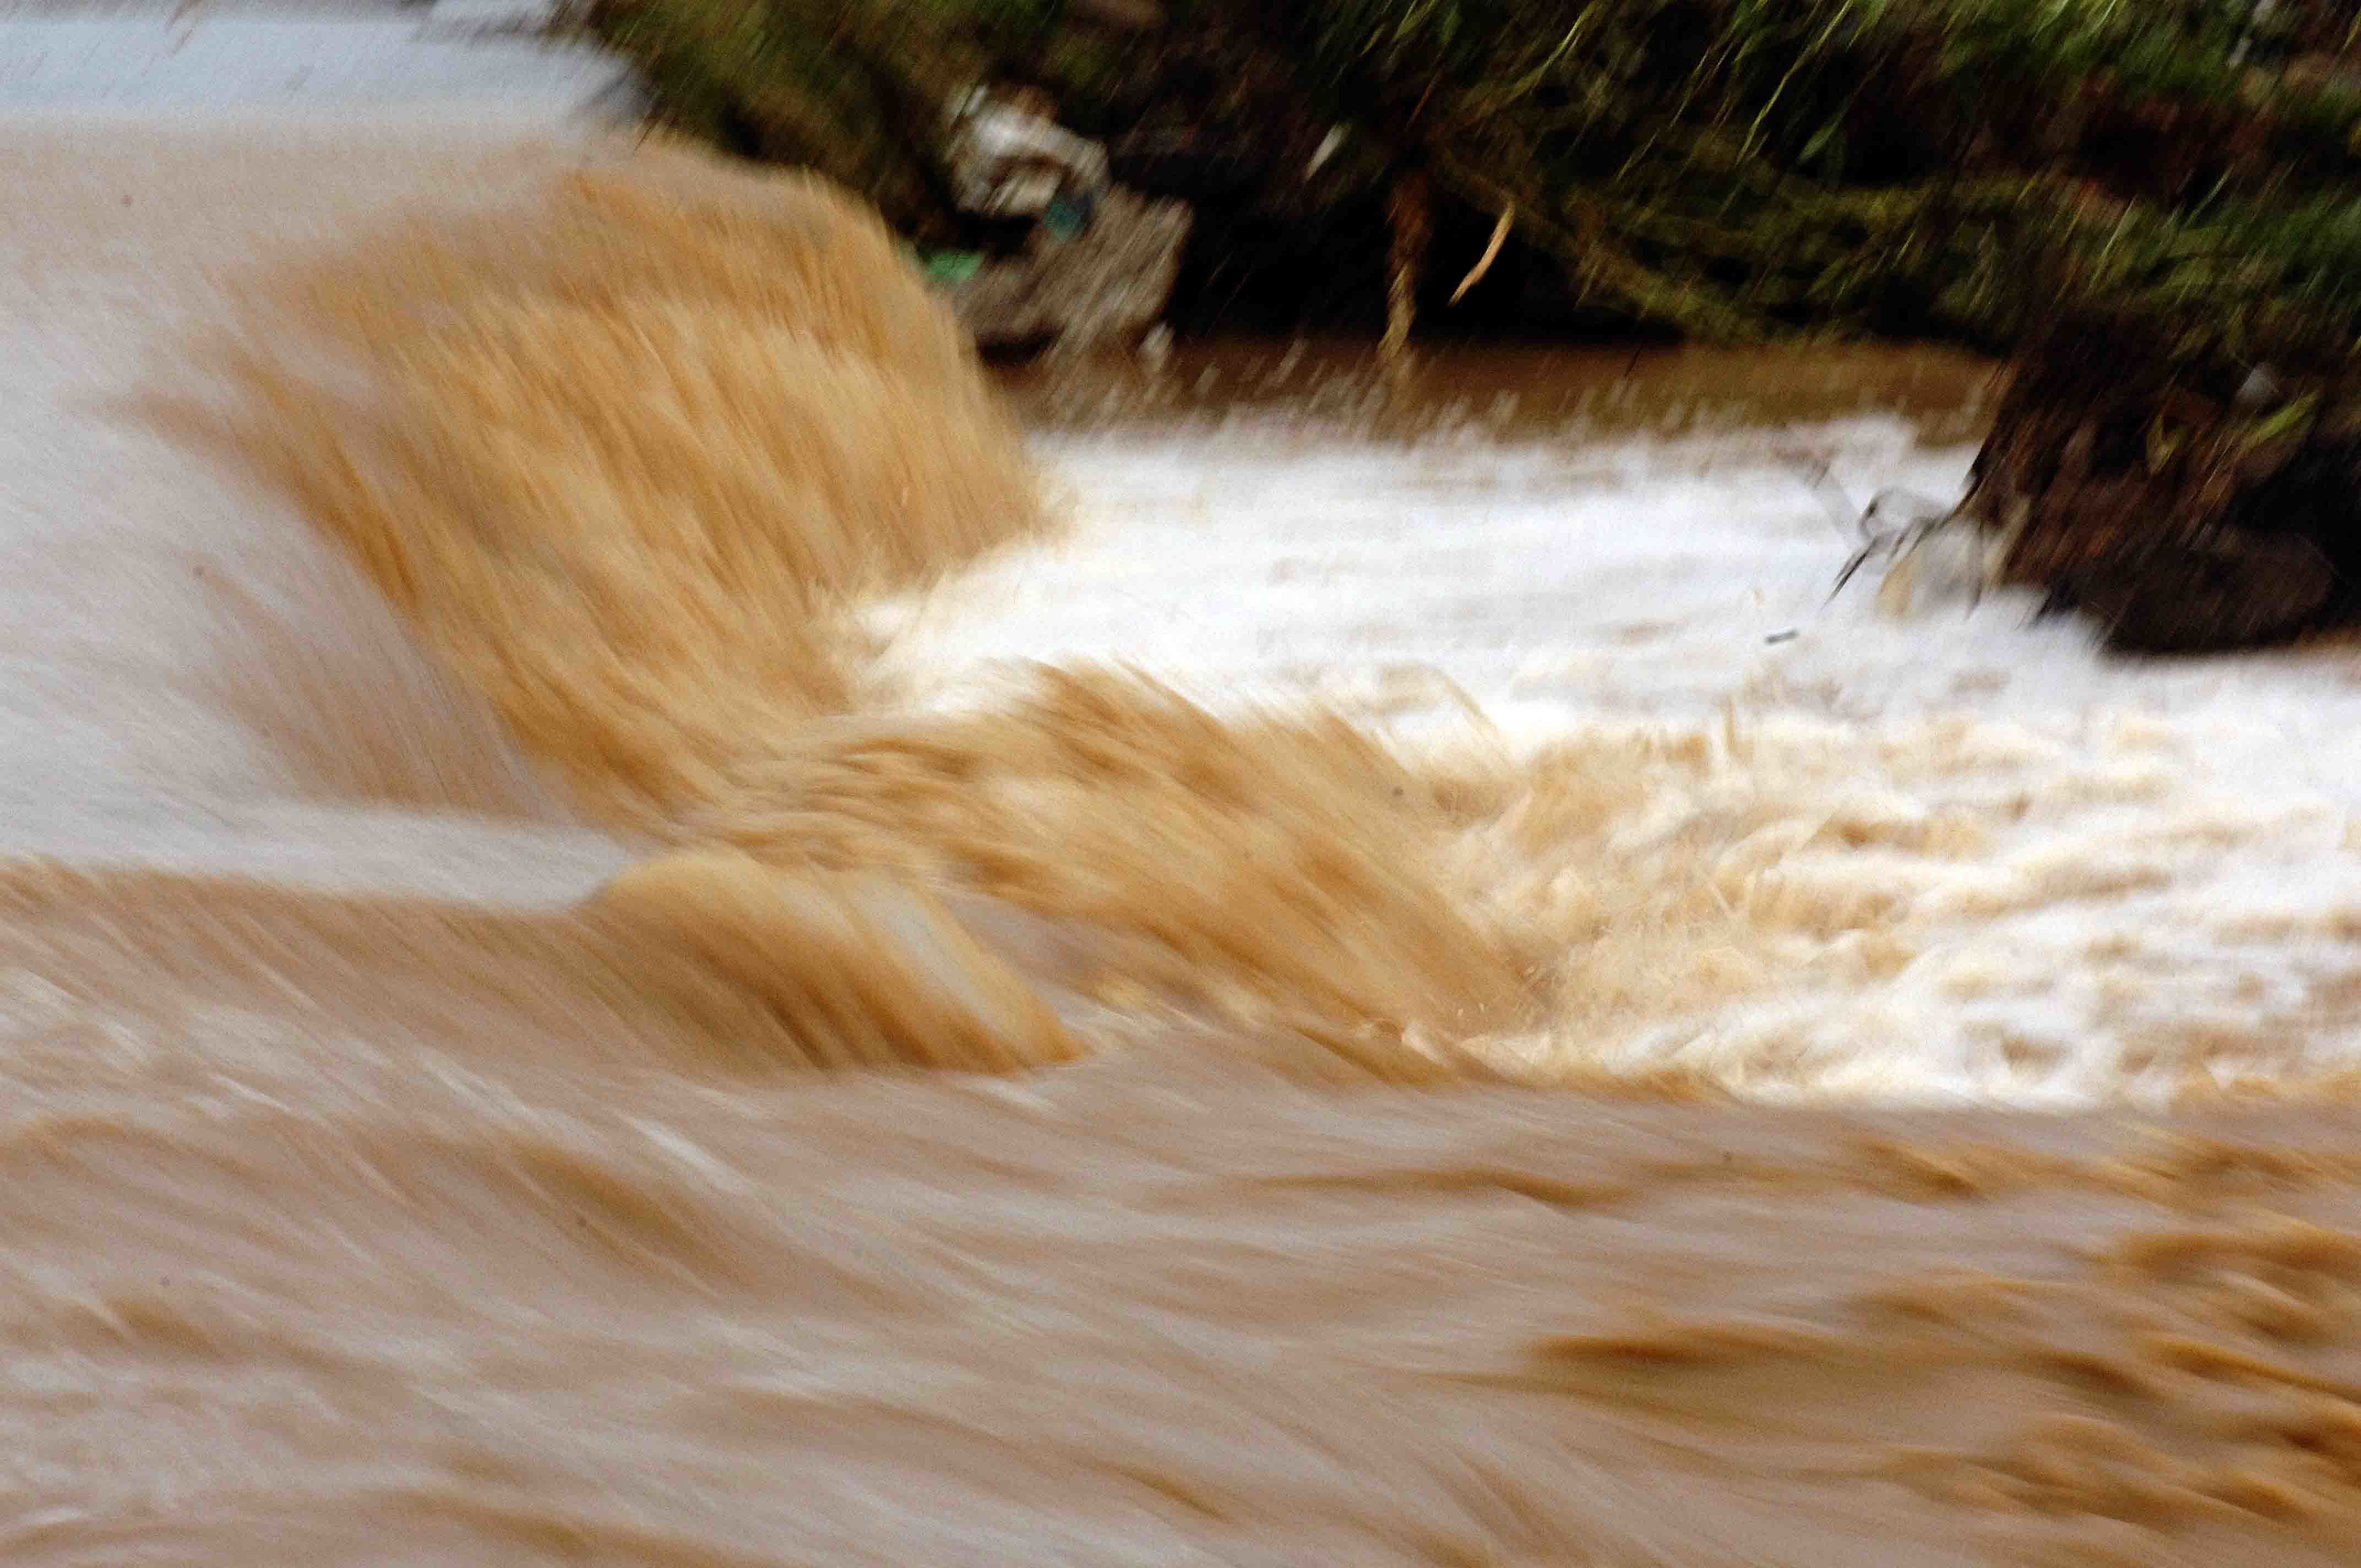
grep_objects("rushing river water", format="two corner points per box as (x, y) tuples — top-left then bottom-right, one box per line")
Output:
(16, 102), (2361, 1566)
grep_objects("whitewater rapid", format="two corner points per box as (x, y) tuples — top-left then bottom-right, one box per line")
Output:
(857, 405), (2361, 1102)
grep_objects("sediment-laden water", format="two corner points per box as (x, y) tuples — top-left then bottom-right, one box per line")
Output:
(14, 113), (2361, 1564)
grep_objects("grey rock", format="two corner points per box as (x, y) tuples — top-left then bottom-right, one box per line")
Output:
(944, 187), (1192, 356)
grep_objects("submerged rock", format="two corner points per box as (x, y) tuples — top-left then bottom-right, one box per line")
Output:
(2041, 531), (2339, 654)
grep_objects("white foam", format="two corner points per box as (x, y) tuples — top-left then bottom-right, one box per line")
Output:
(872, 417), (2361, 1103)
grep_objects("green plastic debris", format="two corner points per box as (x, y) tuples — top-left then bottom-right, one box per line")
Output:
(921, 249), (984, 286)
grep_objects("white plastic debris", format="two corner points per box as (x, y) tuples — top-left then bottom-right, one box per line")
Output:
(946, 86), (1111, 222)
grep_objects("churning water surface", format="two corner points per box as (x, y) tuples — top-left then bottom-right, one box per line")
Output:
(14, 29), (2361, 1562)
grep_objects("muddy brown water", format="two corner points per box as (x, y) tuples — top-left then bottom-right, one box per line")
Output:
(1000, 336), (2000, 445)
(11, 114), (2361, 1566)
